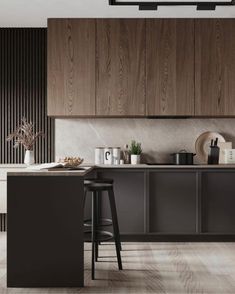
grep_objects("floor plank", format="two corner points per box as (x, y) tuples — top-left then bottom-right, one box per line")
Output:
(1, 233), (235, 293)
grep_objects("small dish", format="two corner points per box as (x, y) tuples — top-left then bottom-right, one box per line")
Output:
(59, 157), (84, 168)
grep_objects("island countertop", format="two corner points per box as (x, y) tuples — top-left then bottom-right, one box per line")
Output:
(6, 166), (94, 176)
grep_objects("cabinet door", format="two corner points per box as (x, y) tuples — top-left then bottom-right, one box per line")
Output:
(47, 19), (96, 116)
(202, 172), (235, 233)
(146, 19), (195, 116)
(195, 20), (235, 116)
(96, 19), (146, 116)
(97, 171), (145, 234)
(149, 172), (197, 233)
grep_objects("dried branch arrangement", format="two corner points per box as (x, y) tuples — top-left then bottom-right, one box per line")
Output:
(6, 118), (44, 151)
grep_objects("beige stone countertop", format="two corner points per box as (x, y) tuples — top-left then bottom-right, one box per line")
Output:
(7, 166), (94, 177)
(94, 164), (235, 169)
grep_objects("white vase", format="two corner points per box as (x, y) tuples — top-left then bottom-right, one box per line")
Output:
(24, 150), (35, 165)
(131, 154), (141, 165)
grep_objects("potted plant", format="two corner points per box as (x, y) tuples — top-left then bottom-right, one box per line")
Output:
(129, 140), (142, 165)
(6, 118), (44, 165)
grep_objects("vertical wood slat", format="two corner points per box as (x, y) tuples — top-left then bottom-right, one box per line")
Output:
(0, 28), (55, 164)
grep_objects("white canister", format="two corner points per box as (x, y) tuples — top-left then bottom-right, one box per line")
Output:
(95, 147), (104, 164)
(112, 147), (121, 165)
(104, 147), (113, 165)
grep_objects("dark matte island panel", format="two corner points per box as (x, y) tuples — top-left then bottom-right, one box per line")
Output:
(7, 176), (84, 287)
(149, 172), (197, 233)
(202, 172), (235, 233)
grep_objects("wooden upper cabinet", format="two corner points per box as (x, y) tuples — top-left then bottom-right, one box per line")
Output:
(146, 19), (195, 116)
(195, 20), (235, 116)
(96, 19), (146, 116)
(47, 19), (96, 116)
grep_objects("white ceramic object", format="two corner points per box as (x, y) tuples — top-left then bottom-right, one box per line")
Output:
(131, 154), (141, 165)
(195, 131), (225, 163)
(224, 149), (235, 164)
(112, 147), (121, 165)
(218, 142), (232, 164)
(95, 147), (104, 164)
(104, 147), (113, 165)
(24, 150), (35, 165)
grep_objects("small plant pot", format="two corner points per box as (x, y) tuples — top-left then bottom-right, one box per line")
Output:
(24, 150), (35, 165)
(131, 154), (141, 165)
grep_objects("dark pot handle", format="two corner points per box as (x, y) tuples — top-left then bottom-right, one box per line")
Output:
(179, 149), (187, 153)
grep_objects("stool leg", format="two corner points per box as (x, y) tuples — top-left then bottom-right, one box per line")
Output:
(95, 193), (99, 262)
(108, 189), (123, 270)
(91, 191), (97, 280)
(83, 188), (87, 209)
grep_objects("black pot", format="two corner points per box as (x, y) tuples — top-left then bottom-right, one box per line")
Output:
(171, 150), (196, 165)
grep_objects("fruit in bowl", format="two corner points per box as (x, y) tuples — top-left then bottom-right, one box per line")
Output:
(59, 157), (84, 168)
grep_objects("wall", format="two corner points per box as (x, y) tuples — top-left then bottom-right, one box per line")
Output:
(55, 118), (235, 164)
(1, 0), (235, 27)
(0, 28), (55, 164)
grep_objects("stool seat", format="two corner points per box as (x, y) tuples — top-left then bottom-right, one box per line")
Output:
(84, 178), (114, 185)
(85, 183), (113, 191)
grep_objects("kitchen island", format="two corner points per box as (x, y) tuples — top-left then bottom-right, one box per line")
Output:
(6, 164), (235, 287)
(7, 166), (94, 288)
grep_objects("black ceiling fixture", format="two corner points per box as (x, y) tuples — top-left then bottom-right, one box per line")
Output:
(109, 0), (235, 10)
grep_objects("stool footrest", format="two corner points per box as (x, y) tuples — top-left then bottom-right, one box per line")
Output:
(84, 218), (112, 227)
(84, 230), (114, 242)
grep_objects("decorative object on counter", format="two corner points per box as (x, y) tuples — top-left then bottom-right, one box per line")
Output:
(171, 150), (196, 165)
(59, 157), (84, 167)
(224, 149), (235, 164)
(207, 138), (220, 164)
(123, 144), (130, 164)
(129, 140), (142, 165)
(6, 118), (44, 165)
(195, 131), (225, 163)
(120, 159), (124, 165)
(95, 147), (104, 164)
(113, 147), (121, 165)
(104, 147), (113, 165)
(218, 142), (232, 164)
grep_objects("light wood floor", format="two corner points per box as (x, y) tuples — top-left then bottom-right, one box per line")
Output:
(1, 233), (235, 293)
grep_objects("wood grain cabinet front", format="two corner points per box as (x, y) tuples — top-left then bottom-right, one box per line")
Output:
(146, 19), (195, 116)
(195, 19), (235, 116)
(47, 19), (96, 116)
(96, 19), (146, 116)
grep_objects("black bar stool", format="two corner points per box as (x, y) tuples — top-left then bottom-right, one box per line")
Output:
(84, 180), (122, 280)
(84, 178), (122, 251)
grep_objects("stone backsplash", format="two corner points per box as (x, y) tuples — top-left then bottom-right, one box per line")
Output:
(55, 118), (235, 164)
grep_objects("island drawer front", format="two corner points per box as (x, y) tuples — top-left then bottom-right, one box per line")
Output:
(0, 181), (7, 213)
(0, 170), (7, 181)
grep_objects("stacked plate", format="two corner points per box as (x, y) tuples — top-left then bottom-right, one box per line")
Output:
(195, 132), (225, 163)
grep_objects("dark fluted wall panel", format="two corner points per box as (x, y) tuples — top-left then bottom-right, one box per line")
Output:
(0, 28), (54, 163)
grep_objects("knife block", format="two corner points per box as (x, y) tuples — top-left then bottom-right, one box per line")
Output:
(208, 146), (220, 164)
